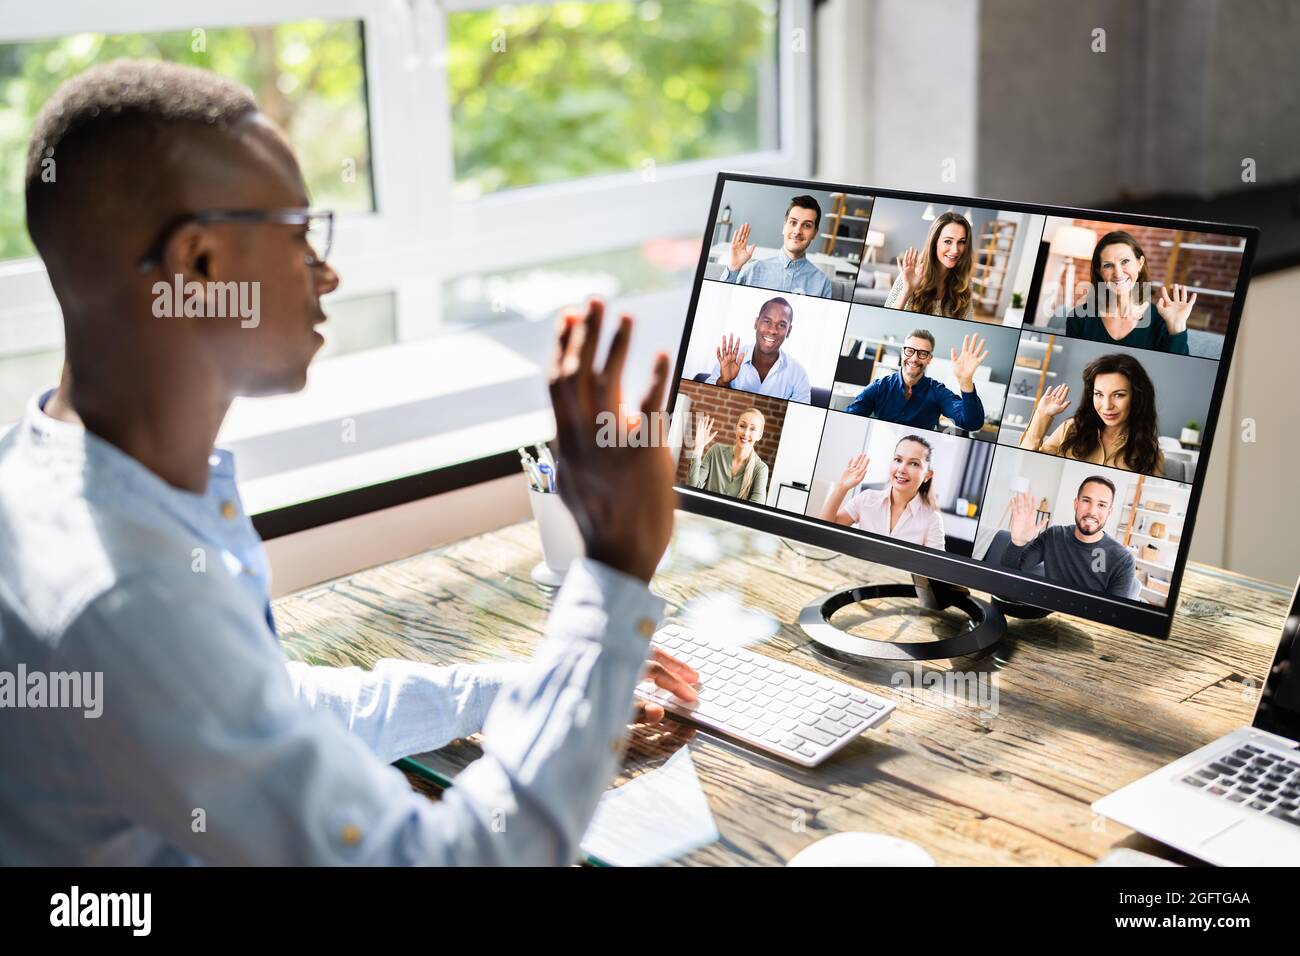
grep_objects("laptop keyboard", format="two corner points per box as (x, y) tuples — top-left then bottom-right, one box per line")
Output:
(1181, 743), (1300, 827)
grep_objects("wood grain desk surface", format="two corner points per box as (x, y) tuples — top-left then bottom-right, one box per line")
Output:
(273, 512), (1290, 866)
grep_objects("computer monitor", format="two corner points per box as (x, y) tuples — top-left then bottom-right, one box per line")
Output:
(667, 173), (1258, 657)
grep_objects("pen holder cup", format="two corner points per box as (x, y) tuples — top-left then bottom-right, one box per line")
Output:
(529, 488), (585, 588)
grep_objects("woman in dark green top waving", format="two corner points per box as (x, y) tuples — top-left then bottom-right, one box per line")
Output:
(689, 408), (770, 503)
(1064, 230), (1197, 354)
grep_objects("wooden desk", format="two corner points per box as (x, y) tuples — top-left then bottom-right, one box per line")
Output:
(273, 512), (1289, 865)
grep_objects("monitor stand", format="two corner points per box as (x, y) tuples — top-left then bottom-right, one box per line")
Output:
(798, 575), (1049, 662)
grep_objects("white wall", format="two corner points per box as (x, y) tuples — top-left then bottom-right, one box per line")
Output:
(767, 402), (827, 510)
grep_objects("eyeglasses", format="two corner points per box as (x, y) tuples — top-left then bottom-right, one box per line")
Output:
(901, 346), (933, 360)
(137, 208), (334, 273)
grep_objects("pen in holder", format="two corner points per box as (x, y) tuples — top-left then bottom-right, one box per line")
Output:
(528, 487), (584, 587)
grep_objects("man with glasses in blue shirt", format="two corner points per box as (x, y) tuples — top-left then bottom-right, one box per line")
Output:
(719, 195), (834, 298)
(0, 60), (697, 866)
(845, 328), (989, 433)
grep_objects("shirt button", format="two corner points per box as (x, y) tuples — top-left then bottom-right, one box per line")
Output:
(637, 618), (655, 638)
(340, 824), (362, 846)
(220, 500), (238, 520)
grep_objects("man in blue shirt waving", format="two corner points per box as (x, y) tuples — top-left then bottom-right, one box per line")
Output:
(719, 195), (834, 298)
(846, 329), (989, 433)
(0, 60), (697, 866)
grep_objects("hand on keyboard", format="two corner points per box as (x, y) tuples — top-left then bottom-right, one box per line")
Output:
(634, 647), (699, 724)
(637, 624), (895, 767)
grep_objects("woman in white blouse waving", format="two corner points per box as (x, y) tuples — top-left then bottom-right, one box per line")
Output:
(817, 434), (947, 550)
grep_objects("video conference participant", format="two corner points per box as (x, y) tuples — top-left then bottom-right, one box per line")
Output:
(690, 409), (770, 503)
(998, 480), (1137, 599)
(845, 329), (988, 433)
(1065, 230), (1196, 354)
(1019, 352), (1164, 475)
(704, 295), (811, 403)
(885, 211), (974, 321)
(720, 195), (834, 298)
(817, 435), (946, 550)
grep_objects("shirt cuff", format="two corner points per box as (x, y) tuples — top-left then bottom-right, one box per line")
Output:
(553, 557), (665, 650)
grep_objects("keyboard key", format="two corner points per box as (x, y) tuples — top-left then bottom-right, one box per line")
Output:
(847, 702), (880, 720)
(1269, 807), (1300, 826)
(795, 725), (836, 747)
(1183, 775), (1208, 788)
(817, 717), (853, 737)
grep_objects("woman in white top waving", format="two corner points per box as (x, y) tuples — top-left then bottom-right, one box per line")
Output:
(817, 434), (947, 550)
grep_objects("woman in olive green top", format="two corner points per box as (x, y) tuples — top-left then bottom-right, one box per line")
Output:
(690, 409), (770, 503)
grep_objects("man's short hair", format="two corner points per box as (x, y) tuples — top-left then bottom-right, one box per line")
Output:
(905, 328), (936, 349)
(1077, 475), (1117, 502)
(24, 59), (258, 258)
(759, 296), (794, 323)
(786, 195), (822, 229)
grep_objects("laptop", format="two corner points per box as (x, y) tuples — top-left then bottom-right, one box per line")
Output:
(1093, 577), (1300, 864)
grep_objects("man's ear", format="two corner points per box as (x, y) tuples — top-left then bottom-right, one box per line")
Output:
(161, 222), (215, 283)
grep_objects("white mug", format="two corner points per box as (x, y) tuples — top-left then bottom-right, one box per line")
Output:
(529, 488), (584, 587)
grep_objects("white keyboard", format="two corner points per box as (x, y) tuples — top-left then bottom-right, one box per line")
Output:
(638, 623), (896, 767)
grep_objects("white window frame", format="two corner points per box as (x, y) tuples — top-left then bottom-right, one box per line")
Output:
(1, 0), (811, 357)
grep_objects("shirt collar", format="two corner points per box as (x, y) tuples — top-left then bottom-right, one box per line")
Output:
(26, 387), (240, 542)
(870, 486), (923, 516)
(891, 370), (932, 393)
(779, 248), (809, 270)
(742, 345), (787, 374)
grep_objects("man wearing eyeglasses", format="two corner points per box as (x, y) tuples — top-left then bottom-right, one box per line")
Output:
(844, 328), (988, 433)
(0, 60), (697, 865)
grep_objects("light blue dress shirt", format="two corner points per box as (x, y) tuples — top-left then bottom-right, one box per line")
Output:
(0, 389), (662, 865)
(720, 249), (834, 298)
(705, 344), (812, 404)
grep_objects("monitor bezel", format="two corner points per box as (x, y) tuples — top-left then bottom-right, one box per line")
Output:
(668, 171), (1260, 639)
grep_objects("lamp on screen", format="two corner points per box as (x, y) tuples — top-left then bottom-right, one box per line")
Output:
(1050, 225), (1099, 310)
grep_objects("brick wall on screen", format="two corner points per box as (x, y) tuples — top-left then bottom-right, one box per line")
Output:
(675, 380), (789, 487)
(1066, 219), (1244, 334)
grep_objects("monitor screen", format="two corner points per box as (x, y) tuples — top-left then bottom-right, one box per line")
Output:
(667, 173), (1258, 638)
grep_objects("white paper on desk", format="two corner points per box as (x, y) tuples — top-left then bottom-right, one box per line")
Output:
(580, 746), (719, 867)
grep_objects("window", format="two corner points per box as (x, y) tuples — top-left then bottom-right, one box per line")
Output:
(446, 0), (779, 199)
(0, 0), (811, 522)
(0, 19), (373, 263)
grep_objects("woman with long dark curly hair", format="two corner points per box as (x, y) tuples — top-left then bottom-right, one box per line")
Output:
(1018, 352), (1165, 475)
